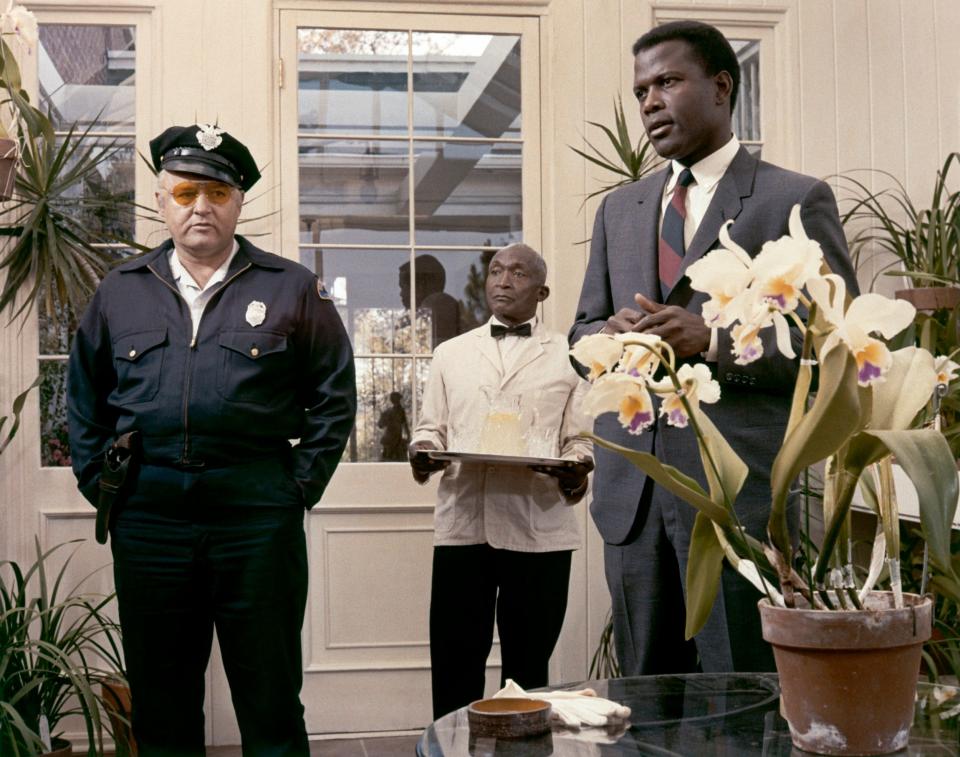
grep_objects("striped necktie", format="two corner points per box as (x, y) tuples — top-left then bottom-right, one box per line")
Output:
(658, 167), (695, 295)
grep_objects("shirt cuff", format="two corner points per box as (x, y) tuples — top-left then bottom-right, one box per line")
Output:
(703, 328), (718, 362)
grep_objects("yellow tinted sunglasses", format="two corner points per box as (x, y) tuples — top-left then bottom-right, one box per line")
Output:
(166, 180), (235, 207)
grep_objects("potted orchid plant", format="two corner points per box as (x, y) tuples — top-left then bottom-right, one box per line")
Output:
(572, 205), (960, 755)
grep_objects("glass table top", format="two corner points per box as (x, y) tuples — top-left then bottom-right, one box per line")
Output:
(417, 673), (960, 755)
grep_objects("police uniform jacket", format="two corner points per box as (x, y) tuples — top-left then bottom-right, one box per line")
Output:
(68, 235), (356, 508)
(412, 320), (592, 553)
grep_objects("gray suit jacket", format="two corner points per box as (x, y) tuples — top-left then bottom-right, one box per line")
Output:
(569, 147), (859, 545)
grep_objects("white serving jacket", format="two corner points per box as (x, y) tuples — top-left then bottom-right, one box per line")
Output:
(413, 319), (593, 552)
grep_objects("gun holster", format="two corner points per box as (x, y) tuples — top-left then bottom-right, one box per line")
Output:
(96, 431), (141, 544)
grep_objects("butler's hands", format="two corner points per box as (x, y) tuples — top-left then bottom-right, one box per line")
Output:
(408, 440), (449, 484)
(530, 456), (594, 503)
(601, 294), (709, 359)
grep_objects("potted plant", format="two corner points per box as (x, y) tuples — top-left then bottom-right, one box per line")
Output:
(571, 205), (960, 755)
(569, 95), (661, 204)
(838, 152), (960, 311)
(0, 0), (139, 323)
(0, 537), (128, 756)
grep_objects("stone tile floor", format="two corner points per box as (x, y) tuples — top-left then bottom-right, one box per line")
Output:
(206, 732), (421, 756)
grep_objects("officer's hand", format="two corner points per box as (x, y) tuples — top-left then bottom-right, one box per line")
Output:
(601, 308), (643, 335)
(634, 294), (710, 358)
(408, 440), (448, 484)
(530, 457), (594, 503)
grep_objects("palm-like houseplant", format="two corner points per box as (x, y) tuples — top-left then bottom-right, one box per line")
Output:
(570, 95), (661, 204)
(572, 205), (960, 754)
(0, 538), (126, 756)
(0, 1), (137, 323)
(839, 152), (960, 294)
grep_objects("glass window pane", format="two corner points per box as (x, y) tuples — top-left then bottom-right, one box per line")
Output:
(298, 28), (409, 136)
(351, 357), (413, 462)
(53, 138), (136, 240)
(299, 247), (423, 354)
(731, 39), (760, 143)
(413, 250), (493, 347)
(412, 33), (521, 139)
(38, 302), (78, 356)
(299, 139), (410, 246)
(38, 24), (135, 132)
(412, 141), (521, 246)
(39, 360), (71, 467)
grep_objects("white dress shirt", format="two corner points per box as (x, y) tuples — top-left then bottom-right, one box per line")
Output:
(659, 135), (740, 359)
(169, 241), (239, 341)
(491, 314), (538, 375)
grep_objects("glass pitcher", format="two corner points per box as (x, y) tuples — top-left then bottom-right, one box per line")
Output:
(478, 387), (527, 455)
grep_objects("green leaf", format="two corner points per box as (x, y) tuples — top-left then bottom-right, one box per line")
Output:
(689, 403), (748, 511)
(770, 345), (862, 554)
(0, 375), (39, 455)
(586, 432), (733, 527)
(864, 428), (959, 580)
(684, 512), (725, 639)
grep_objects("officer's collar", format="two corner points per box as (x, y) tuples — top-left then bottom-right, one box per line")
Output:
(118, 235), (285, 274)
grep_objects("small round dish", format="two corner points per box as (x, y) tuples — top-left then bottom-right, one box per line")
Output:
(467, 697), (552, 739)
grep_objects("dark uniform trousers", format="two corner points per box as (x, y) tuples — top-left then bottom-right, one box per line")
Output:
(112, 462), (309, 757)
(429, 544), (572, 720)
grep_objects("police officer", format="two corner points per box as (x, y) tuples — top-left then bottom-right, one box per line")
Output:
(67, 124), (357, 755)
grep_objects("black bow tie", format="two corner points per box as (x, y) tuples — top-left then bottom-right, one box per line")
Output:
(491, 322), (532, 338)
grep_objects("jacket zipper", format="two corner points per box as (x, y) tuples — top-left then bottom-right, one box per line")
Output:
(147, 262), (252, 465)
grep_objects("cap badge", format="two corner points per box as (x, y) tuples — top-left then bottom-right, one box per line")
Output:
(245, 300), (266, 327)
(196, 123), (225, 151)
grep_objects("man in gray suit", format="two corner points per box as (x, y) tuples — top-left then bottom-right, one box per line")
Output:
(569, 20), (859, 674)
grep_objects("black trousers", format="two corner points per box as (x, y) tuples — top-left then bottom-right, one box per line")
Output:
(111, 464), (309, 757)
(429, 544), (572, 720)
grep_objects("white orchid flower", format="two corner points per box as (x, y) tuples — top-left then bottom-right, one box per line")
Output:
(615, 332), (665, 378)
(650, 363), (721, 428)
(1, 3), (37, 49)
(725, 291), (798, 365)
(807, 274), (916, 386)
(687, 227), (754, 328)
(934, 355), (960, 386)
(730, 319), (765, 365)
(570, 333), (623, 380)
(749, 205), (824, 316)
(582, 372), (657, 435)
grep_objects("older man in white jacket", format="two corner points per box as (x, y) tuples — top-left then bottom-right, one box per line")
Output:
(409, 243), (593, 719)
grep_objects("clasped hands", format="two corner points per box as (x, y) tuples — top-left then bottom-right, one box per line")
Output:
(603, 293), (710, 359)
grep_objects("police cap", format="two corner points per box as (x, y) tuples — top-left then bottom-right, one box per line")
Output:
(150, 124), (261, 191)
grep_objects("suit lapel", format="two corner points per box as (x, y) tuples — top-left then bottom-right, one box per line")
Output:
(669, 147), (757, 304)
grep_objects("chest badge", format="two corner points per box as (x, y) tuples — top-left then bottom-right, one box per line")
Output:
(245, 300), (267, 327)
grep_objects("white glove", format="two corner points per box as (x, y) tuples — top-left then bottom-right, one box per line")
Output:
(493, 679), (631, 729)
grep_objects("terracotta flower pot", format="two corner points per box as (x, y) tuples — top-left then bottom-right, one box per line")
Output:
(895, 286), (960, 312)
(759, 592), (932, 755)
(42, 737), (72, 757)
(0, 136), (15, 200)
(102, 678), (137, 756)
